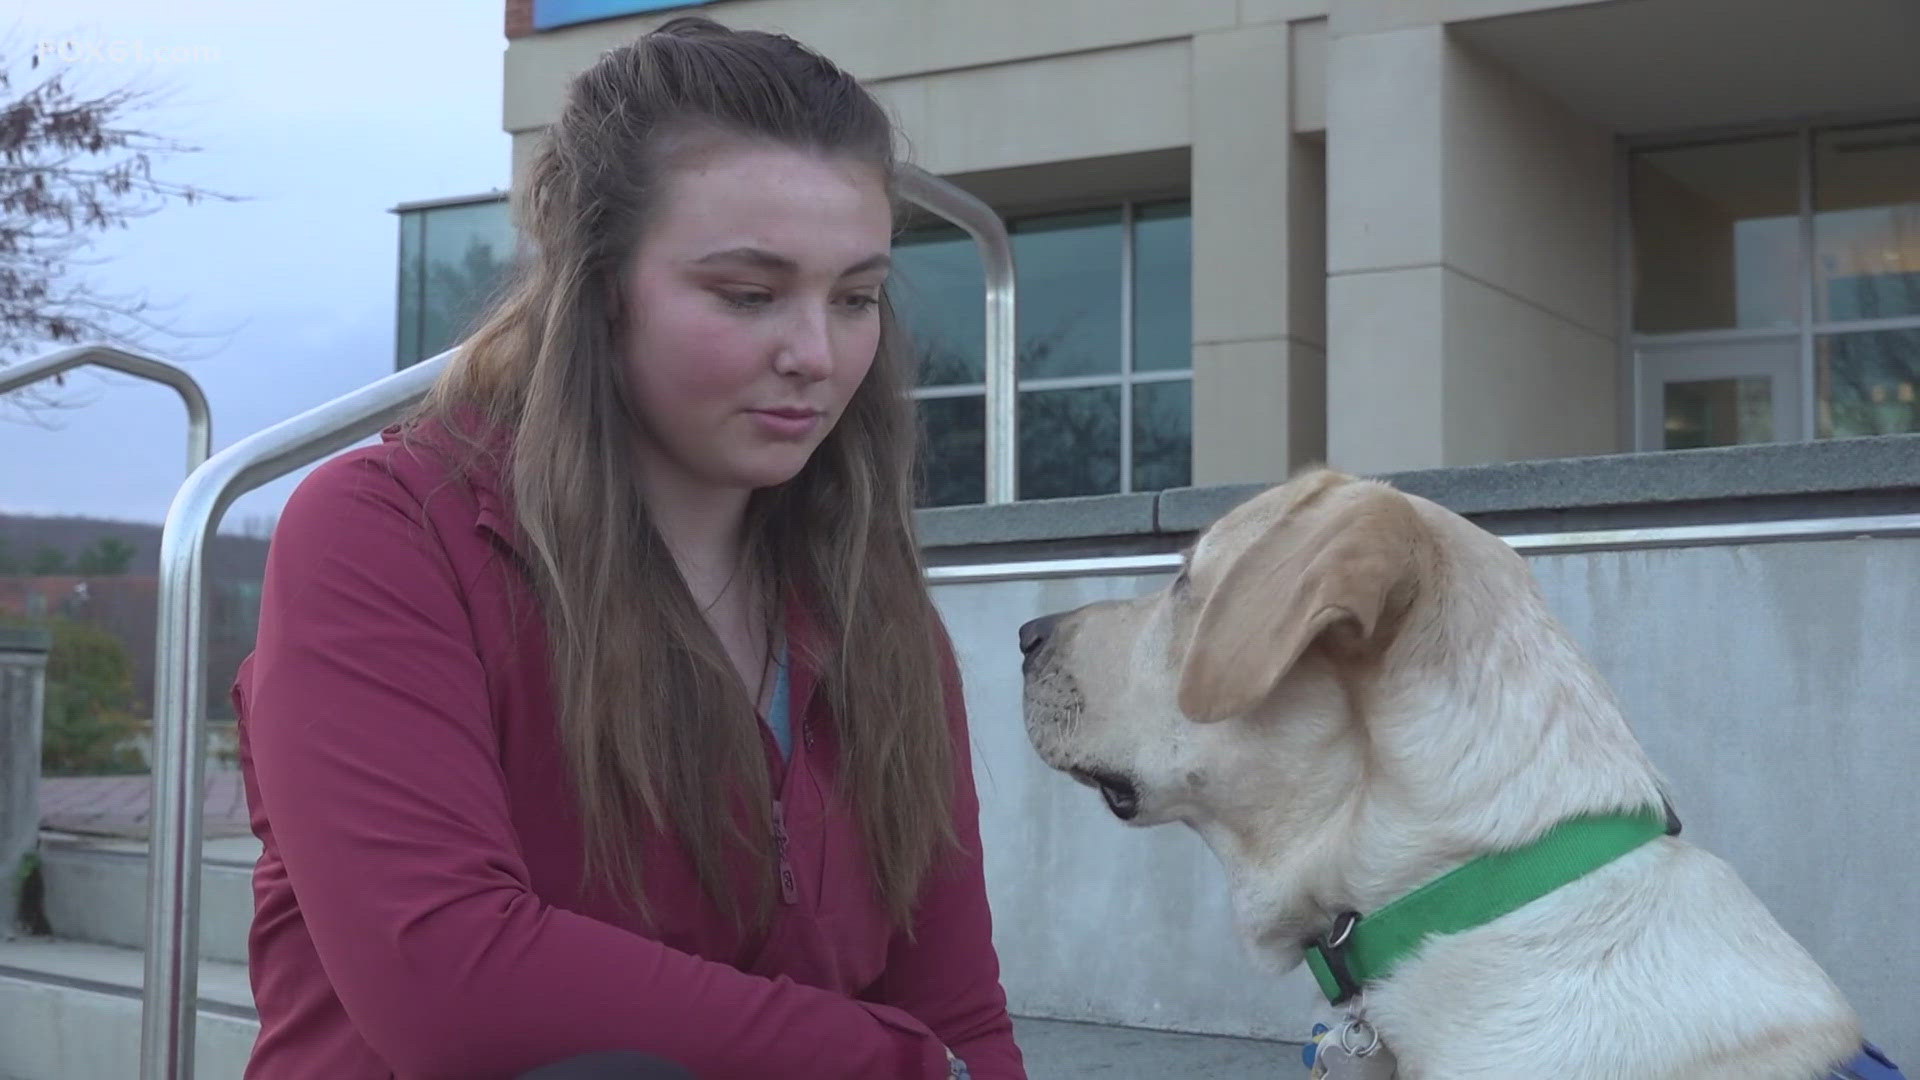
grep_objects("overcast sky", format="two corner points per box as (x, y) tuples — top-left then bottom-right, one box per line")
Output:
(0, 0), (511, 530)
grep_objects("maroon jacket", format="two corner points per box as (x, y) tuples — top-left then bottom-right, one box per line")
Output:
(232, 423), (1026, 1079)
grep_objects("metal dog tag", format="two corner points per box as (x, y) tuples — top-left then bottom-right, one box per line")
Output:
(1315, 1042), (1398, 1080)
(1314, 1019), (1398, 1080)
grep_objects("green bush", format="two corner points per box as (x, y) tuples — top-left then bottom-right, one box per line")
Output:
(41, 618), (147, 776)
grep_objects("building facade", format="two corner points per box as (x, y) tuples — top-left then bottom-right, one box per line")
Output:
(397, 0), (1920, 504)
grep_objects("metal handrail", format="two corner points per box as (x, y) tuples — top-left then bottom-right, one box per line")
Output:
(922, 511), (1920, 585)
(0, 344), (213, 473)
(139, 348), (449, 1079)
(139, 167), (1016, 1079)
(894, 166), (1018, 504)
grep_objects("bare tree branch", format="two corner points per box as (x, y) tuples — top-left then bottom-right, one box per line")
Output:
(0, 31), (244, 415)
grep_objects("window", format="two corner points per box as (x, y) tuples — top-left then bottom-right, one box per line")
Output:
(1629, 120), (1920, 449)
(394, 194), (515, 370)
(894, 200), (1193, 506)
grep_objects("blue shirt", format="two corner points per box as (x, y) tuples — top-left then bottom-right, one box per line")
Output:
(766, 639), (793, 760)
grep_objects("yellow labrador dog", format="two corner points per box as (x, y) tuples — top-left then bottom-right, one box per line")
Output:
(1019, 468), (1875, 1079)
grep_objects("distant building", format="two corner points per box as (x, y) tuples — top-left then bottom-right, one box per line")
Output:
(0, 574), (257, 719)
(391, 191), (516, 375)
(397, 0), (1920, 506)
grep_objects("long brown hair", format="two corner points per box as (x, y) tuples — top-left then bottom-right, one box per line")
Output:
(409, 15), (954, 928)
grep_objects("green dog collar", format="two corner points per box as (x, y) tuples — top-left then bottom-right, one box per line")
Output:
(1304, 805), (1677, 1005)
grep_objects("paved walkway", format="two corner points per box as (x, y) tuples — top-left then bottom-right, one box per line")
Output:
(1013, 1017), (1300, 1077)
(38, 770), (252, 839)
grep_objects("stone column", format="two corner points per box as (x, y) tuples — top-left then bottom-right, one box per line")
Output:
(1325, 18), (1619, 474)
(1, 627), (50, 939)
(1191, 16), (1330, 485)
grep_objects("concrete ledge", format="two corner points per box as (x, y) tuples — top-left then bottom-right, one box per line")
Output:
(1380, 433), (1920, 516)
(1154, 483), (1267, 535)
(919, 435), (1920, 549)
(0, 628), (51, 653)
(0, 938), (259, 1080)
(917, 491), (1157, 548)
(38, 838), (255, 965)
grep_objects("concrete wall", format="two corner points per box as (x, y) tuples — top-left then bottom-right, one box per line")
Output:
(936, 571), (1322, 1039)
(925, 442), (1920, 1058)
(1326, 22), (1618, 475)
(1331, 0), (1612, 36)
(868, 41), (1190, 179)
(501, 0), (1265, 181)
(1528, 538), (1919, 1061)
(1628, 152), (1741, 333)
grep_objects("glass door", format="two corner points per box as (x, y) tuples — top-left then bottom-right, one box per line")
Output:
(1636, 336), (1804, 451)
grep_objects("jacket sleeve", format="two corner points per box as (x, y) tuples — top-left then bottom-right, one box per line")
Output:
(242, 455), (955, 1080)
(860, 622), (1028, 1079)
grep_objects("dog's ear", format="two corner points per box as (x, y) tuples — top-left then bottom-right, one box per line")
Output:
(1177, 481), (1429, 723)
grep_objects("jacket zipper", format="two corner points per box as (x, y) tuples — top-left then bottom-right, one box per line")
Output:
(771, 796), (799, 905)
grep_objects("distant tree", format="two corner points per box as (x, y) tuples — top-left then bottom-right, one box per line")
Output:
(910, 321), (1163, 506)
(41, 616), (145, 775)
(0, 38), (240, 413)
(1131, 384), (1192, 492)
(420, 236), (512, 361)
(1016, 384), (1119, 500)
(1822, 205), (1920, 438)
(26, 545), (66, 575)
(232, 513), (278, 541)
(911, 341), (986, 508)
(72, 536), (134, 574)
(0, 536), (15, 574)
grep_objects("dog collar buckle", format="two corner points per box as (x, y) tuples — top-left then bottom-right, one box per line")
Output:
(1307, 911), (1365, 1006)
(1662, 795), (1683, 837)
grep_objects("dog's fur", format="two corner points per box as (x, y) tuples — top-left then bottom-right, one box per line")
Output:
(1020, 469), (1864, 1079)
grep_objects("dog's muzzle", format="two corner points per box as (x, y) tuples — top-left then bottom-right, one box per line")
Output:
(1021, 610), (1135, 818)
(1070, 768), (1141, 821)
(1019, 613), (1061, 675)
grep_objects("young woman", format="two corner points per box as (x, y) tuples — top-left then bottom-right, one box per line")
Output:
(232, 16), (1025, 1079)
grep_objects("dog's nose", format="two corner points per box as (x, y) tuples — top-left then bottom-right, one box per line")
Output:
(1019, 613), (1061, 656)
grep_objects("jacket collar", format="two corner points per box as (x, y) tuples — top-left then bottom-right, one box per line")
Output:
(387, 415), (829, 717)
(381, 411), (524, 559)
